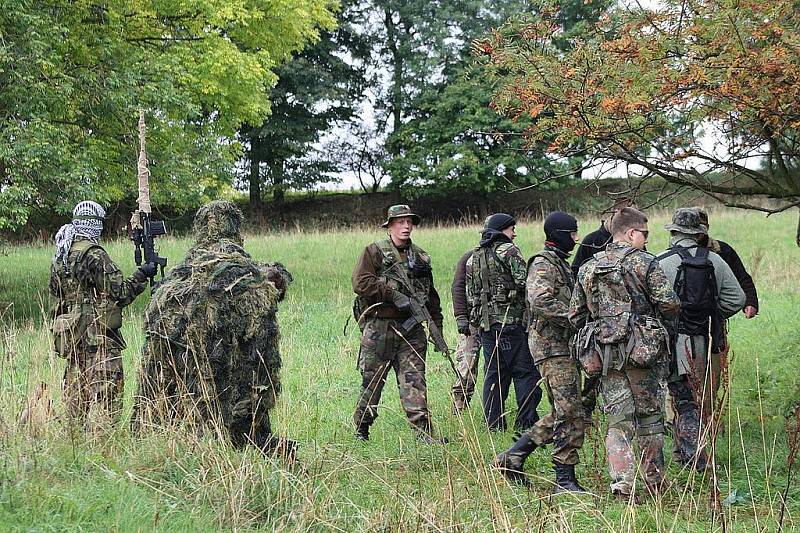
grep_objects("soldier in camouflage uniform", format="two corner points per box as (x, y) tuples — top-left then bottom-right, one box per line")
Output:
(466, 213), (541, 432)
(450, 246), (481, 412)
(352, 205), (446, 443)
(50, 201), (154, 430)
(569, 207), (680, 500)
(494, 212), (587, 492)
(132, 200), (293, 455)
(658, 208), (744, 470)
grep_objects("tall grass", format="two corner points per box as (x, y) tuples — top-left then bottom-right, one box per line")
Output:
(0, 208), (797, 530)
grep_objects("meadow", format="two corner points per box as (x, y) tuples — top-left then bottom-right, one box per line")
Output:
(0, 207), (798, 531)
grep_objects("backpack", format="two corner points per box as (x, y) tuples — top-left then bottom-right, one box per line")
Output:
(575, 246), (668, 374)
(659, 245), (724, 352)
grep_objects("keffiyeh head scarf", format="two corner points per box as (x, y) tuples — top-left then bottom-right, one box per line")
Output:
(53, 201), (106, 269)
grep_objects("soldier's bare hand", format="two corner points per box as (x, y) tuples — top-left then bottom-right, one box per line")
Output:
(743, 305), (757, 319)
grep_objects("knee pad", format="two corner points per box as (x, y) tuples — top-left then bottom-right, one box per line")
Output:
(636, 413), (665, 437)
(607, 411), (634, 431)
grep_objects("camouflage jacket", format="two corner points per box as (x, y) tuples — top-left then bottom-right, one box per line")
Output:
(569, 241), (680, 330)
(466, 241), (527, 330)
(527, 247), (575, 362)
(351, 239), (443, 327)
(50, 237), (148, 344)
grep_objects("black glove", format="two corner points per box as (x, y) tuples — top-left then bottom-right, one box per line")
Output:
(391, 291), (412, 314)
(138, 262), (158, 279)
(456, 315), (471, 336)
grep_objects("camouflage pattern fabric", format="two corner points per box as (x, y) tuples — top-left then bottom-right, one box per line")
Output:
(354, 320), (431, 432)
(524, 248), (584, 464)
(451, 326), (481, 410)
(466, 242), (528, 330)
(49, 237), (148, 430)
(668, 376), (708, 466)
(132, 201), (290, 451)
(526, 355), (586, 465)
(526, 249), (574, 364)
(569, 241), (680, 495)
(602, 363), (668, 494)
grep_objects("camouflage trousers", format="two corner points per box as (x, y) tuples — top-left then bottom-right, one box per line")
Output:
(601, 362), (667, 495)
(63, 335), (124, 430)
(451, 326), (481, 410)
(526, 355), (586, 465)
(666, 333), (725, 465)
(354, 319), (432, 433)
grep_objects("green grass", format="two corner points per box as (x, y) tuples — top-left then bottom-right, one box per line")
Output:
(0, 207), (798, 531)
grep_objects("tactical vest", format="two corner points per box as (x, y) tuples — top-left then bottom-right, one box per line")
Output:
(52, 239), (123, 331)
(353, 239), (433, 323)
(469, 243), (524, 331)
(527, 250), (573, 341)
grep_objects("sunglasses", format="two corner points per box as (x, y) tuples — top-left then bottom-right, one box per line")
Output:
(632, 228), (649, 238)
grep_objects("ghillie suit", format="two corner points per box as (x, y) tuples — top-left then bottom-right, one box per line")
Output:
(132, 200), (292, 453)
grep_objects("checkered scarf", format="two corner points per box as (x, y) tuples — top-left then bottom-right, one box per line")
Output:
(53, 201), (105, 270)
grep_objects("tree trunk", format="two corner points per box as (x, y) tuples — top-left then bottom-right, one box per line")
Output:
(273, 161), (286, 206)
(249, 152), (262, 215)
(384, 8), (403, 153)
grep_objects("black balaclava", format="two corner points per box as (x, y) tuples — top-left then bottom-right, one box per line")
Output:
(480, 213), (516, 247)
(544, 211), (578, 254)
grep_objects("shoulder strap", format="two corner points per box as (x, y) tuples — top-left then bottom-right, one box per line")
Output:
(529, 251), (573, 290)
(478, 248), (492, 329)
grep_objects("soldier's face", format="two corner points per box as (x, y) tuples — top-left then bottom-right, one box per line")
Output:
(388, 217), (413, 244)
(501, 225), (516, 241)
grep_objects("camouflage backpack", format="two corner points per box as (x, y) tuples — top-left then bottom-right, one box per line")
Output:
(575, 246), (668, 374)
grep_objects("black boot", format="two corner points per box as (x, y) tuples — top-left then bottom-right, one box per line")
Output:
(552, 463), (587, 494)
(355, 423), (370, 441)
(493, 434), (537, 485)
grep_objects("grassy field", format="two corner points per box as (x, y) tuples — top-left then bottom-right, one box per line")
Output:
(0, 207), (798, 531)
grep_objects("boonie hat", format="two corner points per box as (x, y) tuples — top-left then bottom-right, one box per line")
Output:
(664, 207), (709, 235)
(382, 204), (421, 228)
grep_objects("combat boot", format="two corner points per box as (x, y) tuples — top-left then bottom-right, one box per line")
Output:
(492, 433), (537, 485)
(355, 423), (370, 441)
(417, 432), (449, 445)
(551, 463), (587, 494)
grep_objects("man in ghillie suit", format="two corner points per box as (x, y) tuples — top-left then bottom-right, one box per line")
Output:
(132, 200), (292, 454)
(50, 201), (154, 430)
(466, 213), (541, 433)
(569, 207), (680, 501)
(351, 205), (447, 444)
(494, 211), (587, 492)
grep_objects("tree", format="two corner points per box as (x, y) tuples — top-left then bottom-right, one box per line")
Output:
(386, 0), (612, 192)
(241, 0), (369, 211)
(324, 122), (389, 194)
(479, 0), (800, 243)
(0, 0), (335, 231)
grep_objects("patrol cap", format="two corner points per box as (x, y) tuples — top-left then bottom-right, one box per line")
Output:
(664, 207), (708, 235)
(381, 204), (421, 228)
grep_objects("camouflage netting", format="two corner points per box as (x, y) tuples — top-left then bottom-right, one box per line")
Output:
(132, 201), (292, 450)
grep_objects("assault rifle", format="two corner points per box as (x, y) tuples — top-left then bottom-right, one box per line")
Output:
(387, 258), (458, 377)
(130, 110), (168, 284)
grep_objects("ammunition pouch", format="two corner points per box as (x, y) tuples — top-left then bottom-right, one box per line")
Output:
(627, 315), (669, 369)
(574, 322), (603, 377)
(51, 306), (87, 359)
